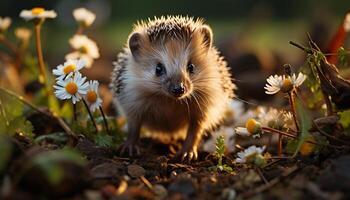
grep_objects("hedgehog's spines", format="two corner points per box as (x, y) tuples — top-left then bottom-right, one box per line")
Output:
(132, 15), (207, 43)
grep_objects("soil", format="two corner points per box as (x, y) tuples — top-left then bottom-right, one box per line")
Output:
(1, 134), (349, 200)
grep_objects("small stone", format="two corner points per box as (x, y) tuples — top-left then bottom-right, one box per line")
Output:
(170, 171), (177, 178)
(85, 190), (103, 200)
(168, 178), (197, 197)
(221, 188), (237, 200)
(153, 184), (167, 198)
(127, 164), (146, 178)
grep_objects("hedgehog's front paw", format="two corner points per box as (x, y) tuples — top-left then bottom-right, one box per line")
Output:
(117, 140), (140, 157)
(176, 145), (198, 162)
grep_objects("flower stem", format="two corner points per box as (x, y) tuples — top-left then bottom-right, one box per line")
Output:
(288, 91), (300, 133)
(278, 134), (282, 157)
(34, 24), (48, 88)
(99, 106), (110, 134)
(0, 34), (18, 55)
(262, 127), (296, 138)
(73, 103), (77, 122)
(82, 99), (98, 133)
(76, 25), (84, 35)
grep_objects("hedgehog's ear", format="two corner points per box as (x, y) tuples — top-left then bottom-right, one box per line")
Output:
(129, 32), (143, 59)
(199, 25), (213, 50)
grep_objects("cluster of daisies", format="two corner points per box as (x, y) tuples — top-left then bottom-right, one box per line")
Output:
(18, 7), (99, 68)
(235, 71), (307, 166)
(203, 70), (307, 167)
(67, 8), (99, 68)
(53, 59), (102, 112)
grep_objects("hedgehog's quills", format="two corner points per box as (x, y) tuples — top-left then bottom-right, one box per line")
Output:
(110, 16), (236, 161)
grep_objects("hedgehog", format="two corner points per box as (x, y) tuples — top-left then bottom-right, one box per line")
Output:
(110, 16), (236, 161)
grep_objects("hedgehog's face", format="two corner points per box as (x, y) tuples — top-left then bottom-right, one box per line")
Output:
(128, 25), (213, 100)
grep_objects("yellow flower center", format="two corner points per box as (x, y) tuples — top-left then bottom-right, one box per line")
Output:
(31, 7), (45, 15)
(65, 82), (78, 95)
(63, 64), (76, 75)
(245, 153), (257, 163)
(86, 90), (97, 103)
(281, 78), (293, 93)
(80, 46), (89, 54)
(245, 118), (261, 134)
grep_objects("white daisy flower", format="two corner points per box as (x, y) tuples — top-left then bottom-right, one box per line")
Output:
(235, 118), (262, 137)
(65, 52), (94, 68)
(15, 27), (32, 41)
(235, 145), (265, 164)
(53, 72), (89, 104)
(19, 7), (57, 21)
(84, 80), (103, 112)
(344, 13), (350, 32)
(0, 17), (11, 32)
(69, 35), (99, 59)
(53, 59), (86, 78)
(264, 72), (306, 95)
(235, 127), (250, 136)
(73, 8), (96, 27)
(67, 34), (99, 68)
(259, 108), (286, 130)
(203, 126), (235, 153)
(283, 111), (295, 130)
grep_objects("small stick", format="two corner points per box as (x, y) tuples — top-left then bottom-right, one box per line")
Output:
(313, 121), (350, 145)
(82, 99), (98, 133)
(289, 41), (313, 54)
(0, 87), (77, 139)
(241, 166), (299, 198)
(256, 167), (269, 185)
(139, 176), (153, 190)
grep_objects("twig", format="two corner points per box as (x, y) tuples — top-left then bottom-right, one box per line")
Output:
(139, 176), (153, 190)
(0, 87), (77, 139)
(255, 167), (269, 185)
(289, 41), (313, 54)
(241, 165), (299, 198)
(313, 120), (350, 145)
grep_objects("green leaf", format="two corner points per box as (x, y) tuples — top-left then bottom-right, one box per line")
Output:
(94, 134), (113, 147)
(35, 132), (68, 144)
(48, 94), (60, 114)
(7, 116), (34, 139)
(337, 47), (348, 66)
(59, 101), (73, 121)
(338, 110), (350, 129)
(29, 148), (86, 185)
(293, 98), (312, 156)
(215, 135), (225, 158)
(0, 88), (34, 138)
(285, 138), (299, 154)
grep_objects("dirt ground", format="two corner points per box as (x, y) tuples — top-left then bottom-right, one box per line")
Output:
(1, 134), (349, 200)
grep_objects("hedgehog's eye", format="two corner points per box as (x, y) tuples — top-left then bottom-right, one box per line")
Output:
(187, 63), (195, 74)
(155, 63), (166, 76)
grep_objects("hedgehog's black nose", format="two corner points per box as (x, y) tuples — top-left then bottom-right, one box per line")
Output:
(171, 82), (185, 97)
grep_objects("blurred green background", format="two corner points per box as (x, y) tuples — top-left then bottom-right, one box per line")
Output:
(1, 0), (349, 100)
